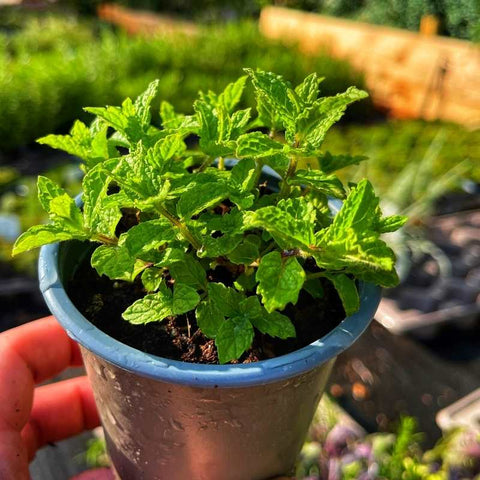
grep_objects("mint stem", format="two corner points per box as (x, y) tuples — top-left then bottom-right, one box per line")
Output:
(154, 203), (201, 250)
(279, 155), (297, 198)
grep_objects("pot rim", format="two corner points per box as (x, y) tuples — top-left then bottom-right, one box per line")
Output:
(39, 241), (380, 388)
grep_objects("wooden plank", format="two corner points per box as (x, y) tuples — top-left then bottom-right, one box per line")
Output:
(259, 6), (480, 127)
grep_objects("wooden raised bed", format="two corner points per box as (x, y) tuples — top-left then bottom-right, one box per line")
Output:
(260, 6), (480, 127)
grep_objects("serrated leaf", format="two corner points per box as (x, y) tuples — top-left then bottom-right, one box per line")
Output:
(121, 219), (176, 259)
(302, 87), (368, 149)
(169, 254), (206, 290)
(199, 231), (243, 258)
(245, 204), (314, 249)
(249, 309), (295, 339)
(208, 282), (243, 317)
(318, 152), (368, 174)
(324, 273), (359, 316)
(37, 176), (66, 212)
(215, 315), (254, 364)
(12, 224), (87, 256)
(245, 69), (295, 120)
(91, 244), (147, 282)
(218, 76), (247, 113)
(228, 158), (257, 209)
(134, 79), (159, 126)
(195, 282), (244, 338)
(256, 251), (305, 312)
(172, 283), (201, 314)
(141, 268), (164, 292)
(295, 73), (323, 104)
(160, 101), (183, 129)
(37, 120), (91, 162)
(49, 194), (84, 229)
(176, 182), (228, 219)
(236, 132), (284, 158)
(288, 169), (345, 198)
(375, 214), (408, 233)
(82, 168), (121, 238)
(228, 235), (260, 264)
(122, 283), (199, 325)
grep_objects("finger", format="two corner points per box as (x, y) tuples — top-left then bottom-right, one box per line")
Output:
(1, 315), (83, 384)
(0, 316), (83, 432)
(21, 376), (100, 460)
(71, 468), (115, 480)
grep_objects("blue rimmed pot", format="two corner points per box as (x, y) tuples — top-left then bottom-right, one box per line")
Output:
(38, 238), (380, 480)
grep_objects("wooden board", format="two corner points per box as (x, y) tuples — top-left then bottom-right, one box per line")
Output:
(260, 6), (480, 127)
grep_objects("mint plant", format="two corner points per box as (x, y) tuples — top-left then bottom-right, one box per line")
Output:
(13, 70), (406, 363)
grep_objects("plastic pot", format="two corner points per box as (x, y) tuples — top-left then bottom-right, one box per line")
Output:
(38, 238), (380, 480)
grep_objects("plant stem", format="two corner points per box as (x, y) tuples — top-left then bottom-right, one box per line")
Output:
(305, 271), (325, 280)
(154, 203), (201, 251)
(218, 156), (225, 170)
(195, 156), (214, 173)
(93, 234), (118, 246)
(279, 156), (297, 198)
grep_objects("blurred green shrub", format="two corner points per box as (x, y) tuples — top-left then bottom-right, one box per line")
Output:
(0, 18), (368, 151)
(321, 120), (480, 195)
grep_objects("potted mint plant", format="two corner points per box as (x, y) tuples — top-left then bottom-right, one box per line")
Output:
(13, 70), (406, 480)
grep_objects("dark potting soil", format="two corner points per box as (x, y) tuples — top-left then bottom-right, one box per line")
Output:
(67, 252), (345, 364)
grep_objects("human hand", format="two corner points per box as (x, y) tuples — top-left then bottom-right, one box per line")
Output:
(0, 317), (295, 480)
(0, 316), (100, 480)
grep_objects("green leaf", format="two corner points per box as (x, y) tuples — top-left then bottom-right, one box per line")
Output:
(37, 120), (91, 162)
(160, 101), (183, 129)
(303, 278), (324, 299)
(133, 79), (160, 126)
(195, 282), (244, 338)
(228, 158), (257, 209)
(318, 152), (368, 174)
(37, 177), (84, 229)
(12, 224), (87, 256)
(91, 244), (146, 282)
(324, 273), (359, 316)
(168, 254), (206, 290)
(245, 69), (294, 120)
(215, 315), (254, 364)
(122, 283), (199, 325)
(256, 251), (306, 312)
(330, 179), (379, 234)
(375, 215), (408, 233)
(295, 73), (323, 104)
(141, 268), (164, 292)
(176, 182), (228, 219)
(37, 176), (66, 212)
(245, 204), (314, 249)
(228, 235), (260, 264)
(236, 132), (284, 158)
(82, 168), (121, 238)
(234, 272), (257, 292)
(250, 310), (295, 339)
(218, 76), (247, 113)
(288, 169), (346, 198)
(48, 194), (84, 229)
(302, 87), (368, 149)
(172, 283), (201, 314)
(122, 219), (176, 258)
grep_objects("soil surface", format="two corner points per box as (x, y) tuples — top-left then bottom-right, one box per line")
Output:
(68, 252), (345, 364)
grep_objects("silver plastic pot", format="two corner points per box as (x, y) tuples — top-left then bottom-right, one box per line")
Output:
(39, 240), (380, 480)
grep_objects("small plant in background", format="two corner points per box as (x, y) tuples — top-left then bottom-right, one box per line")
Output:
(13, 71), (405, 363)
(298, 415), (480, 479)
